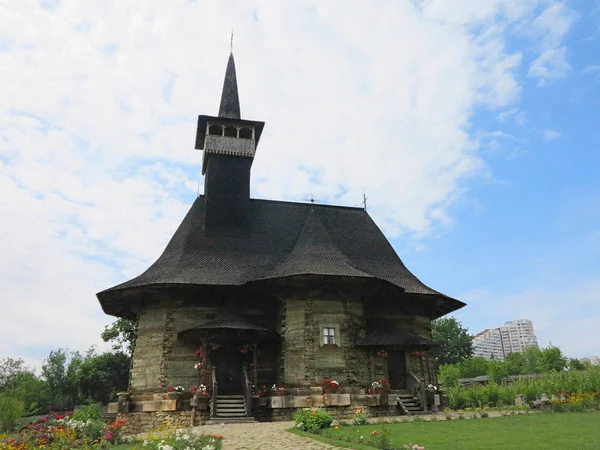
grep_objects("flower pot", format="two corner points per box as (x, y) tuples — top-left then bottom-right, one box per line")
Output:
(426, 391), (435, 406)
(273, 391), (287, 397)
(323, 386), (338, 394)
(117, 393), (130, 402)
(167, 392), (183, 400)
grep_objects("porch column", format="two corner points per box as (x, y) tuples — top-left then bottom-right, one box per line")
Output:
(252, 341), (258, 386)
(369, 348), (375, 385)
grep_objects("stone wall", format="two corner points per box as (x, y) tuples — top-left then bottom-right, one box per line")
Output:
(255, 405), (399, 422)
(117, 410), (210, 435)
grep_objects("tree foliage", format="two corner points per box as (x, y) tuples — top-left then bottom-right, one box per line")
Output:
(101, 318), (137, 355)
(438, 344), (572, 387)
(76, 350), (130, 404)
(431, 316), (473, 366)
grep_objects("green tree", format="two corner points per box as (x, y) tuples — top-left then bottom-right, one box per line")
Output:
(457, 356), (489, 378)
(41, 349), (82, 409)
(486, 359), (509, 382)
(568, 358), (587, 371)
(438, 364), (461, 387)
(521, 346), (544, 374)
(541, 344), (567, 372)
(504, 352), (526, 376)
(76, 350), (130, 404)
(431, 316), (473, 366)
(101, 318), (137, 355)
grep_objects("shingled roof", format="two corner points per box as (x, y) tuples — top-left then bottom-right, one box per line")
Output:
(97, 196), (465, 317)
(218, 53), (241, 119)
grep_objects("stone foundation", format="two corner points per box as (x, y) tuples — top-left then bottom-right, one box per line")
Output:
(111, 392), (405, 434)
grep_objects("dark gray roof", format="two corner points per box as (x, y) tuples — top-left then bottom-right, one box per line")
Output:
(218, 53), (240, 119)
(97, 197), (464, 317)
(177, 312), (278, 340)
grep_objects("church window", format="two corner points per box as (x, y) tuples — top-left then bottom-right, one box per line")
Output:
(323, 327), (336, 345)
(224, 125), (237, 137)
(238, 126), (253, 139)
(208, 124), (223, 136)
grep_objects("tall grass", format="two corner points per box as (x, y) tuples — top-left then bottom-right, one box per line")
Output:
(445, 366), (600, 409)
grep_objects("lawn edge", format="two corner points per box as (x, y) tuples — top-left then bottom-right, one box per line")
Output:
(287, 427), (377, 450)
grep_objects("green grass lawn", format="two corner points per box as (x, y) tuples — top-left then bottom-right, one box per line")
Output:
(291, 412), (600, 450)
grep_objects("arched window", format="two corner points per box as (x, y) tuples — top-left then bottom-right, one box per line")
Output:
(238, 127), (253, 139)
(208, 124), (223, 136)
(224, 125), (237, 137)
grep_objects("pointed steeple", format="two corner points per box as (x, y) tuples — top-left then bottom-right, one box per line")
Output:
(218, 53), (241, 119)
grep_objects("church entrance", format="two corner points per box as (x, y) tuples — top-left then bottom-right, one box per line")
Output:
(387, 351), (407, 390)
(212, 346), (243, 394)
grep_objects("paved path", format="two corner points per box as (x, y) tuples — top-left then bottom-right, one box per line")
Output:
(196, 421), (344, 450)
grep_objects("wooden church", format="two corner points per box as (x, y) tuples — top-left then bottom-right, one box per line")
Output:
(98, 52), (465, 426)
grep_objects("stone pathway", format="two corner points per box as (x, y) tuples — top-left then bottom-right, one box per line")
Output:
(196, 421), (344, 450)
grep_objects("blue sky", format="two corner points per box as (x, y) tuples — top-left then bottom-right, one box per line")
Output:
(0, 0), (599, 370)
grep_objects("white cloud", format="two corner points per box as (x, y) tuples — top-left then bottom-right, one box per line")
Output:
(541, 128), (561, 141)
(0, 0), (581, 361)
(526, 2), (578, 85)
(582, 64), (600, 75)
(496, 108), (519, 121)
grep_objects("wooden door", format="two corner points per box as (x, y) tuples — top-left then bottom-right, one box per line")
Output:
(387, 351), (407, 390)
(214, 348), (242, 394)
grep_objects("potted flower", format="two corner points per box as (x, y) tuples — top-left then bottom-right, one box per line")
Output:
(271, 384), (287, 396)
(321, 379), (339, 394)
(376, 349), (388, 359)
(166, 385), (185, 399)
(371, 379), (391, 394)
(371, 379), (390, 403)
(425, 384), (438, 406)
(238, 343), (251, 354)
(190, 384), (210, 397)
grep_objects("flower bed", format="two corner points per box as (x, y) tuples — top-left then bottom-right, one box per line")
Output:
(140, 429), (223, 450)
(0, 408), (128, 450)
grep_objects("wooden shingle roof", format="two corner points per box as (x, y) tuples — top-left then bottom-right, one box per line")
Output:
(97, 196), (464, 318)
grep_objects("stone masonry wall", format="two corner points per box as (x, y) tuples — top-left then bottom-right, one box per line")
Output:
(117, 410), (210, 436)
(256, 405), (399, 422)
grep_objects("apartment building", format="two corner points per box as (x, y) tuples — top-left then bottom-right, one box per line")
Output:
(472, 319), (539, 360)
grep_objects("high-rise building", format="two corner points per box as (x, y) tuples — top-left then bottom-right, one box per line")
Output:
(472, 319), (539, 360)
(579, 356), (600, 366)
(472, 328), (505, 360)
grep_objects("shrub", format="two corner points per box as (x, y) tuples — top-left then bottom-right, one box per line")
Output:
(353, 408), (368, 426)
(71, 403), (103, 422)
(0, 392), (25, 432)
(368, 426), (393, 450)
(294, 409), (333, 432)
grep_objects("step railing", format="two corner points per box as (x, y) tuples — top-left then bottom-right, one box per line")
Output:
(211, 366), (218, 418)
(242, 364), (252, 417)
(407, 370), (426, 411)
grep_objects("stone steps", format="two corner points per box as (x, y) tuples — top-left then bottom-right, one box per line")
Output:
(214, 395), (250, 419)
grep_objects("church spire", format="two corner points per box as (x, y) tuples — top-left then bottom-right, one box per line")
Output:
(218, 53), (241, 119)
